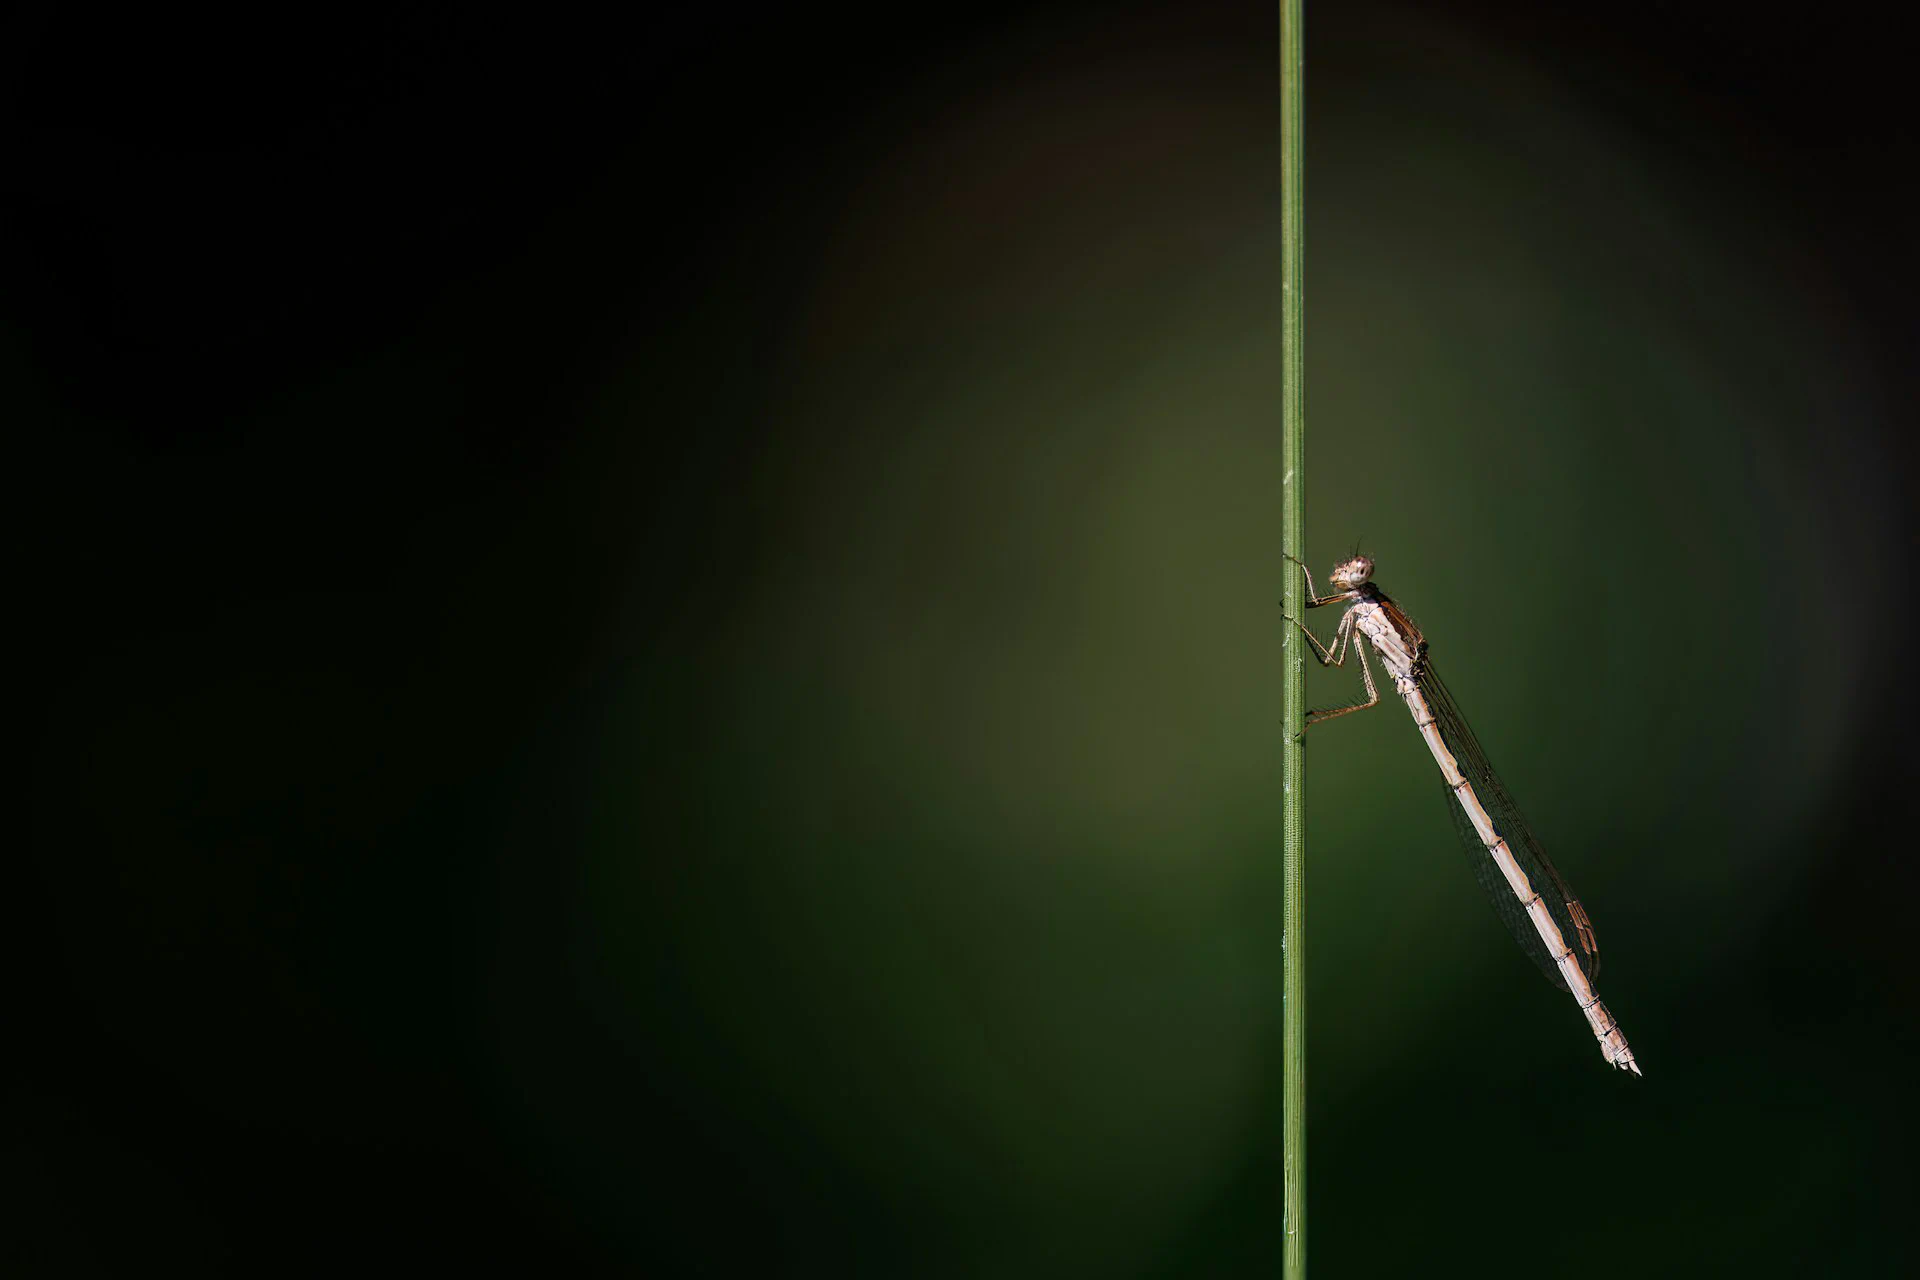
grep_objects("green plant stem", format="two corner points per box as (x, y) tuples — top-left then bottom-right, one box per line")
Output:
(1280, 1), (1307, 1276)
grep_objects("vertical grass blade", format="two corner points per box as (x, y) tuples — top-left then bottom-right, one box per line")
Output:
(1279, 1), (1308, 1276)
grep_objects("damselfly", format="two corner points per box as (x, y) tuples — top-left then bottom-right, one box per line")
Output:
(1286, 553), (1640, 1075)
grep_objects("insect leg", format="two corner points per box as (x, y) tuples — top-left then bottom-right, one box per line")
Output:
(1305, 629), (1381, 726)
(1282, 552), (1349, 608)
(1287, 605), (1353, 667)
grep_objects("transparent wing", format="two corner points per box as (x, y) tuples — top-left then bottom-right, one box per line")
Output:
(1418, 662), (1601, 992)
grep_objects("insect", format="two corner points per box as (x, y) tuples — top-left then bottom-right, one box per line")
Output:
(1285, 553), (1640, 1074)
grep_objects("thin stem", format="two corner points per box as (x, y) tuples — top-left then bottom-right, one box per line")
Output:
(1279, 1), (1308, 1276)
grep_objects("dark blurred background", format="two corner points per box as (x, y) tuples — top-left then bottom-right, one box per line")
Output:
(10, 2), (1916, 1273)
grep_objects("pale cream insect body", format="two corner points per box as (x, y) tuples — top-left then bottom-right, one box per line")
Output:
(1289, 554), (1639, 1075)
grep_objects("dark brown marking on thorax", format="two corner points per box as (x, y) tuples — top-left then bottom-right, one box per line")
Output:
(1357, 585), (1427, 665)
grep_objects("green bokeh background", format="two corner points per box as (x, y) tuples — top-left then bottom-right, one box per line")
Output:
(15, 3), (1914, 1273)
